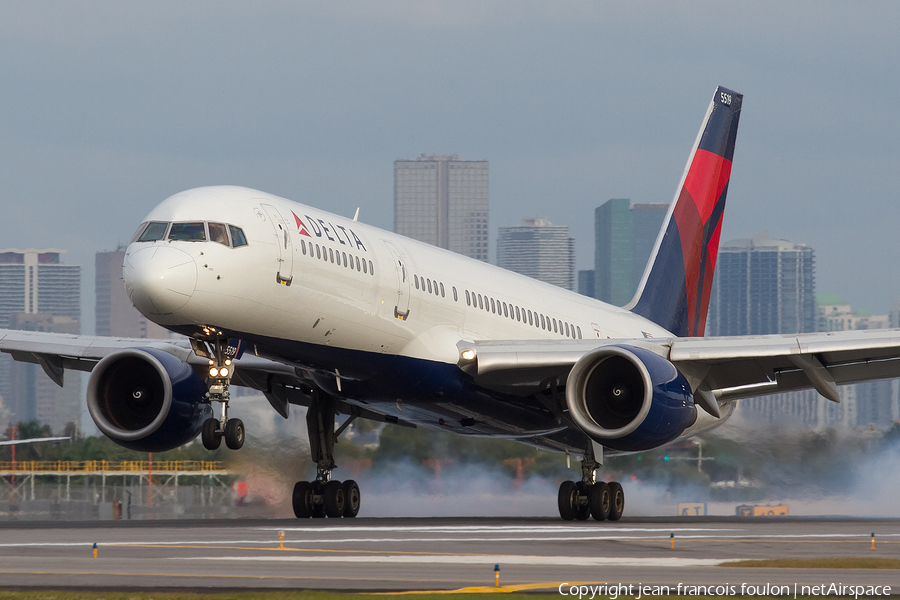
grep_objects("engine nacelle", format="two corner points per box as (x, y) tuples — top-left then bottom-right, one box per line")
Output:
(87, 348), (212, 452)
(565, 344), (696, 452)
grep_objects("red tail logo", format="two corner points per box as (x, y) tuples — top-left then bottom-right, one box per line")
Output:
(291, 211), (312, 237)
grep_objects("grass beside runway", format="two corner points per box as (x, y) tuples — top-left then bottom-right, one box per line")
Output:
(721, 557), (900, 569)
(0, 593), (869, 600)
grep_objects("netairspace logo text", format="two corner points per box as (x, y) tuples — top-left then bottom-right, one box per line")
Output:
(558, 582), (892, 599)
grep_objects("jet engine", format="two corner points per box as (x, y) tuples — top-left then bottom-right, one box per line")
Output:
(87, 348), (212, 452)
(565, 344), (696, 452)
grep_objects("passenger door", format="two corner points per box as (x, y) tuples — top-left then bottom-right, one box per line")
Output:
(383, 240), (411, 320)
(261, 204), (294, 285)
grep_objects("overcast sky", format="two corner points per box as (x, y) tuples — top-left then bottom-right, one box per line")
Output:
(1, 1), (898, 333)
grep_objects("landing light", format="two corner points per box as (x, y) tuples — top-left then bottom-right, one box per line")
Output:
(220, 367), (229, 377)
(460, 349), (476, 361)
(209, 367), (219, 377)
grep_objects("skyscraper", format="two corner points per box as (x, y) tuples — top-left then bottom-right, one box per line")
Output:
(394, 155), (489, 262)
(7, 312), (81, 433)
(0, 249), (81, 433)
(496, 219), (576, 291)
(593, 199), (667, 305)
(96, 249), (168, 338)
(577, 270), (595, 298)
(707, 233), (816, 336)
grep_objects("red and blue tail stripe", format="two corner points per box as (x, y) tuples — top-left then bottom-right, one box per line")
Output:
(628, 87), (742, 337)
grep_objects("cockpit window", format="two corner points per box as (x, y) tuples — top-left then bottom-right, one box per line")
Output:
(137, 221), (169, 242)
(229, 225), (248, 247)
(208, 222), (229, 246)
(168, 222), (206, 241)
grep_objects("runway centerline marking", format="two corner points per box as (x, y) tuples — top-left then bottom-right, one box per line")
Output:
(179, 555), (727, 567)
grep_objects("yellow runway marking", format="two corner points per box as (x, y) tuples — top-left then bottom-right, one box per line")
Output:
(374, 582), (605, 594)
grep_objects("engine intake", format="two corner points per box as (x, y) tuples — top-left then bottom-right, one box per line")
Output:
(87, 348), (211, 452)
(565, 344), (696, 452)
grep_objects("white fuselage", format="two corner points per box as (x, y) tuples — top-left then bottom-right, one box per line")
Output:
(125, 186), (672, 367)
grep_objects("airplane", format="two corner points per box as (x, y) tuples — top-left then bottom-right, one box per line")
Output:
(4, 85), (900, 521)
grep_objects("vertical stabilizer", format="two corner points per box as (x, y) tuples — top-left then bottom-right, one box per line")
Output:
(628, 86), (742, 337)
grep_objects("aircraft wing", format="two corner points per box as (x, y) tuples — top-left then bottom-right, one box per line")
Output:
(458, 329), (900, 409)
(0, 328), (410, 426)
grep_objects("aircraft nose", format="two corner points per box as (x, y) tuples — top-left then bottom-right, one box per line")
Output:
(124, 246), (198, 316)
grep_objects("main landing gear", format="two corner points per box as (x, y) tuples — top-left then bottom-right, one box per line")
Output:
(292, 390), (361, 518)
(558, 444), (625, 521)
(196, 336), (245, 451)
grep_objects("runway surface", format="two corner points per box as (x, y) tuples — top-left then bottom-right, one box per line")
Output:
(0, 517), (899, 592)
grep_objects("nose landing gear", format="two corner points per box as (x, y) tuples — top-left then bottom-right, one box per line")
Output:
(291, 389), (361, 518)
(558, 443), (625, 521)
(193, 335), (244, 451)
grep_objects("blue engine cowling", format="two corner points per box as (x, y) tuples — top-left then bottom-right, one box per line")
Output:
(87, 348), (212, 452)
(565, 344), (697, 452)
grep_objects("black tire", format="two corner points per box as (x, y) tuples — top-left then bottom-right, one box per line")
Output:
(323, 480), (346, 518)
(292, 481), (313, 518)
(557, 480), (578, 521)
(574, 482), (591, 521)
(589, 482), (611, 521)
(608, 481), (625, 521)
(342, 480), (361, 518)
(201, 418), (221, 450)
(224, 418), (245, 450)
(311, 481), (326, 518)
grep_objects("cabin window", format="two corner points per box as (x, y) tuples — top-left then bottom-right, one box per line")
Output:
(208, 222), (229, 246)
(540, 314), (546, 329)
(478, 294), (484, 310)
(527, 310), (533, 325)
(452, 286), (457, 301)
(414, 275), (419, 289)
(168, 222), (206, 241)
(328, 248), (334, 263)
(552, 318), (557, 333)
(502, 302), (508, 318)
(427, 279), (433, 294)
(369, 260), (374, 275)
(362, 259), (367, 274)
(515, 306), (521, 321)
(316, 245), (321, 259)
(565, 322), (570, 337)
(440, 282), (445, 298)
(301, 239), (307, 255)
(490, 298), (495, 313)
(577, 326), (582, 339)
(465, 290), (471, 306)
(228, 225), (248, 247)
(355, 256), (361, 271)
(137, 221), (168, 242)
(342, 252), (347, 267)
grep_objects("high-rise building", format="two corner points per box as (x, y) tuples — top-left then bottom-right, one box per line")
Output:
(394, 155), (489, 262)
(593, 199), (667, 306)
(496, 219), (576, 291)
(7, 312), (81, 433)
(707, 234), (816, 336)
(577, 270), (595, 298)
(96, 249), (168, 338)
(0, 249), (81, 433)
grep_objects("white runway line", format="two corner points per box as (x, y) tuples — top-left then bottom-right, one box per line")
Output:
(179, 554), (727, 567)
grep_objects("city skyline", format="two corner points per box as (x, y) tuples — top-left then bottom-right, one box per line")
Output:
(1, 4), (898, 334)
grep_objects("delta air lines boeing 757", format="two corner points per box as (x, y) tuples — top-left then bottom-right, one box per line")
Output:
(4, 87), (900, 520)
